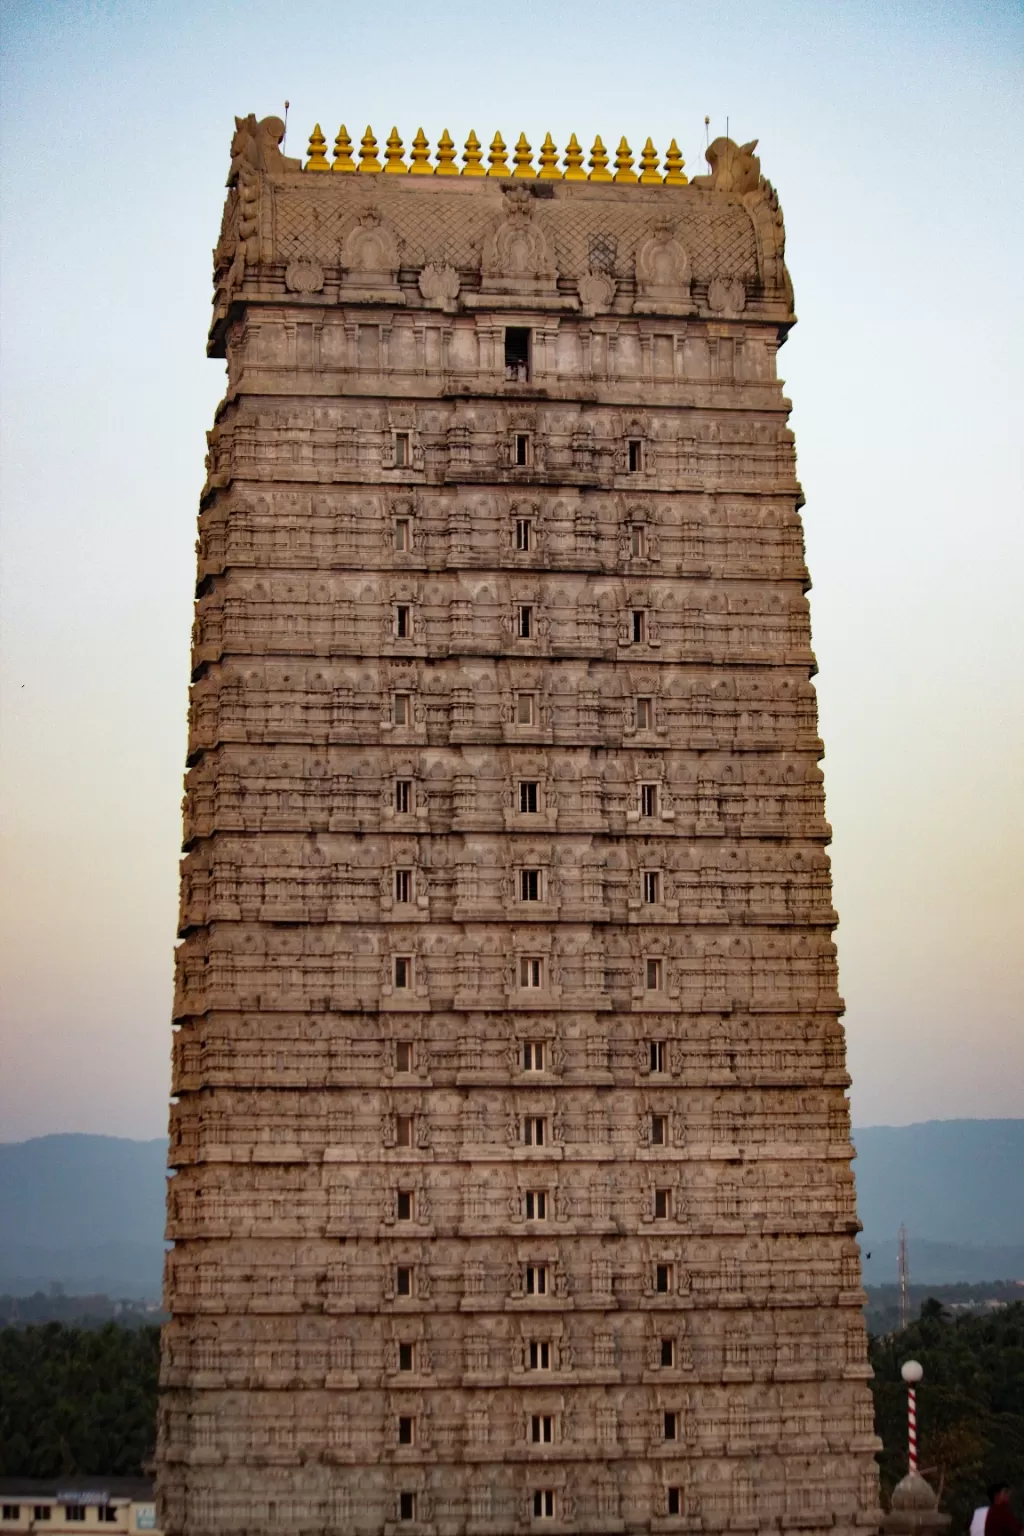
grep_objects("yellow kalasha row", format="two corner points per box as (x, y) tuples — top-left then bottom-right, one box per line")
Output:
(303, 124), (688, 184)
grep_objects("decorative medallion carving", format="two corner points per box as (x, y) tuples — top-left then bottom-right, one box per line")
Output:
(480, 186), (558, 298)
(577, 271), (616, 317)
(418, 262), (460, 311)
(707, 277), (746, 315)
(633, 218), (693, 315)
(339, 209), (403, 302)
(285, 258), (324, 295)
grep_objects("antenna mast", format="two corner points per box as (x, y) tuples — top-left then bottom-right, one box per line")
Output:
(898, 1224), (910, 1330)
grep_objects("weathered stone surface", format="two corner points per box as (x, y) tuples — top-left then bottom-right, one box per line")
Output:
(158, 124), (882, 1534)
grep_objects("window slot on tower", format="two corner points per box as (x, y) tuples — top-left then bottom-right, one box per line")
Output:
(518, 604), (533, 639)
(395, 1040), (413, 1073)
(520, 869), (541, 902)
(519, 780), (540, 813)
(394, 516), (411, 552)
(643, 871), (661, 905)
(505, 327), (531, 382)
(395, 605), (411, 639)
(394, 432), (410, 467)
(395, 779), (412, 814)
(631, 524), (646, 557)
(515, 433), (531, 467)
(632, 609), (646, 643)
(516, 517), (533, 552)
(525, 1190), (547, 1220)
(649, 1039), (666, 1073)
(394, 869), (412, 904)
(636, 696), (653, 730)
(523, 1040), (545, 1071)
(627, 438), (643, 472)
(398, 1342), (414, 1371)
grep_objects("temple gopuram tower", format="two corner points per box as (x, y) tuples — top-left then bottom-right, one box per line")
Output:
(159, 114), (882, 1535)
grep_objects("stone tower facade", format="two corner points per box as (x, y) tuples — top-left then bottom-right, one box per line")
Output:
(159, 116), (882, 1535)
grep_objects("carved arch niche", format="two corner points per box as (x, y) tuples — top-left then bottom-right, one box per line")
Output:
(339, 210), (403, 303)
(634, 219), (694, 316)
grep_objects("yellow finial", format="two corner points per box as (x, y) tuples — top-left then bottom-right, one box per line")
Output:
(663, 138), (688, 184)
(435, 128), (458, 175)
(562, 133), (586, 181)
(462, 130), (485, 176)
(305, 123), (330, 172)
(358, 125), (382, 173)
(331, 125), (357, 173)
(613, 136), (638, 183)
(409, 128), (433, 175)
(638, 137), (662, 184)
(487, 132), (510, 178)
(512, 132), (536, 179)
(383, 126), (407, 174)
(538, 132), (560, 180)
(588, 135), (612, 182)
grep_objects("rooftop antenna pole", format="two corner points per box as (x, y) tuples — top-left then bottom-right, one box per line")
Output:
(283, 100), (290, 148)
(898, 1223), (910, 1330)
(704, 115), (710, 158)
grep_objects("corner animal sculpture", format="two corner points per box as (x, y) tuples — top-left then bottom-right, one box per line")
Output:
(227, 114), (302, 184)
(692, 136), (762, 194)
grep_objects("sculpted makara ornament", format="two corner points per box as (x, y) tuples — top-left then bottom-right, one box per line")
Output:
(160, 119), (882, 1535)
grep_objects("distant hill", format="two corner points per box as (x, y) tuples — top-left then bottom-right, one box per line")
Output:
(0, 1136), (167, 1299)
(852, 1119), (1024, 1287)
(1, 1122), (1021, 1298)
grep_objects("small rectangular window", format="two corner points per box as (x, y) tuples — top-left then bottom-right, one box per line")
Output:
(631, 524), (646, 557)
(525, 1264), (548, 1295)
(396, 1040), (413, 1073)
(515, 432), (531, 466)
(531, 1414), (554, 1444)
(396, 1265), (413, 1296)
(643, 871), (661, 905)
(394, 693), (411, 727)
(518, 604), (533, 639)
(520, 956), (543, 989)
(523, 1040), (545, 1071)
(396, 1115), (413, 1148)
(656, 1263), (672, 1294)
(516, 517), (533, 552)
(632, 609), (646, 644)
(655, 1188), (671, 1220)
(395, 779), (412, 814)
(394, 956), (412, 990)
(628, 439), (643, 472)
(516, 692), (536, 726)
(398, 1415), (414, 1445)
(524, 1116), (546, 1147)
(525, 1190), (547, 1220)
(533, 1490), (555, 1519)
(399, 1341), (414, 1371)
(649, 1040), (666, 1073)
(519, 780), (539, 813)
(646, 958), (664, 992)
(399, 1491), (416, 1522)
(661, 1337), (675, 1368)
(651, 1113), (667, 1146)
(664, 1410), (678, 1441)
(640, 783), (658, 818)
(394, 869), (412, 903)
(668, 1487), (681, 1517)
(394, 432), (410, 467)
(520, 869), (541, 902)
(395, 604), (411, 639)
(396, 1190), (413, 1221)
(394, 516), (411, 552)
(636, 696), (653, 730)
(529, 1339), (551, 1370)
(505, 327), (531, 381)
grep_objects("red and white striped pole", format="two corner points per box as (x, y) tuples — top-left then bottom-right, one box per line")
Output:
(901, 1360), (923, 1474)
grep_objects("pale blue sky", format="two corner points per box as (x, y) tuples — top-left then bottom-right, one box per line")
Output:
(1, 0), (1021, 1140)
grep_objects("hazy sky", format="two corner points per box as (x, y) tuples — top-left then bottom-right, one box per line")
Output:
(1, 0), (1021, 1142)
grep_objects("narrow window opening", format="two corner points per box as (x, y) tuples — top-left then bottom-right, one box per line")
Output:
(520, 956), (543, 989)
(523, 1040), (545, 1071)
(394, 432), (410, 468)
(515, 432), (531, 466)
(664, 1411), (678, 1441)
(399, 1492), (416, 1521)
(631, 524), (646, 557)
(399, 1342), (414, 1371)
(529, 1340), (551, 1370)
(394, 956), (412, 990)
(632, 609), (646, 643)
(646, 958), (664, 991)
(393, 693), (411, 727)
(643, 871), (661, 905)
(398, 1415), (414, 1445)
(516, 517), (533, 551)
(395, 869), (412, 903)
(396, 1266), (413, 1297)
(668, 1488), (682, 1517)
(505, 327), (531, 382)
(531, 1414), (554, 1444)
(656, 1263), (672, 1293)
(661, 1337), (675, 1368)
(396, 1040), (413, 1073)
(395, 779), (412, 814)
(526, 1264), (548, 1295)
(640, 783), (658, 818)
(396, 1190), (413, 1221)
(649, 1040), (666, 1073)
(394, 516), (411, 552)
(395, 604), (411, 639)
(533, 1490), (555, 1519)
(524, 1116), (546, 1147)
(396, 1115), (413, 1148)
(651, 1113), (667, 1146)
(628, 438), (643, 472)
(655, 1188), (671, 1220)
(520, 869), (541, 902)
(525, 1190), (548, 1220)
(516, 692), (536, 726)
(519, 780), (539, 813)
(518, 604), (533, 639)
(636, 696), (653, 729)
